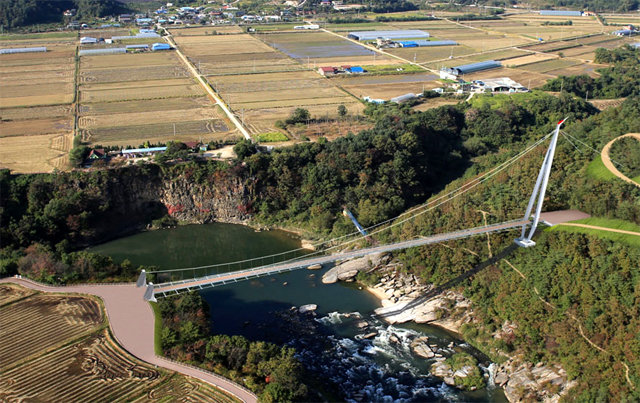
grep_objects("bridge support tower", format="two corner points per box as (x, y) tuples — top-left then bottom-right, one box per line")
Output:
(515, 118), (566, 248)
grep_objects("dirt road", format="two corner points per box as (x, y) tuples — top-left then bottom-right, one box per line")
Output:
(601, 133), (640, 188)
(556, 222), (640, 237)
(0, 277), (258, 403)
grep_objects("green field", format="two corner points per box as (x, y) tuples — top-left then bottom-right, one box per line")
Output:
(549, 217), (640, 247)
(585, 155), (617, 181)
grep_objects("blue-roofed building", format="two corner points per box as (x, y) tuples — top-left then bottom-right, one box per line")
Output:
(440, 60), (501, 79)
(613, 29), (637, 36)
(151, 43), (171, 51)
(399, 41), (418, 48)
(539, 10), (583, 16)
(347, 66), (364, 73)
(348, 30), (429, 41)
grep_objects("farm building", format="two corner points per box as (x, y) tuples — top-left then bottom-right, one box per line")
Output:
(348, 30), (429, 41)
(0, 47), (46, 54)
(440, 60), (501, 79)
(152, 43), (171, 51)
(126, 44), (149, 50)
(294, 24), (320, 30)
(78, 48), (126, 56)
(539, 10), (583, 16)
(613, 29), (637, 36)
(472, 77), (528, 93)
(347, 66), (364, 73)
(121, 147), (167, 157)
(318, 66), (337, 76)
(136, 18), (155, 26)
(80, 37), (98, 44)
(407, 40), (457, 47)
(391, 93), (417, 104)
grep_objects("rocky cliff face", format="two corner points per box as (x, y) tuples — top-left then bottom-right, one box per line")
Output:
(85, 166), (252, 243)
(159, 174), (252, 224)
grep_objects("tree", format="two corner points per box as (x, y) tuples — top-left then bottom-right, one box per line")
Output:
(284, 108), (310, 125)
(69, 145), (89, 167)
(233, 140), (257, 160)
(337, 104), (347, 118)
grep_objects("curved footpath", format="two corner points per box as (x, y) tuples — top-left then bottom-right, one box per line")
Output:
(0, 277), (257, 403)
(601, 133), (640, 188)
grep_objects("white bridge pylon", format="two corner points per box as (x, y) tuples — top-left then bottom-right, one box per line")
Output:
(515, 118), (566, 248)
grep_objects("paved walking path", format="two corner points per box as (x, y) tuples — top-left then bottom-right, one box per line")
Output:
(556, 223), (640, 237)
(601, 133), (640, 188)
(0, 277), (257, 403)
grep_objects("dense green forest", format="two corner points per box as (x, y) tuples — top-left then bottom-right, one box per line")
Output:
(0, 0), (125, 29)
(543, 46), (640, 99)
(157, 293), (309, 402)
(609, 137), (640, 181)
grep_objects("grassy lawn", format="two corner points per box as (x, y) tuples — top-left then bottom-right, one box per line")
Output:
(149, 301), (163, 356)
(585, 155), (617, 181)
(633, 175), (640, 184)
(549, 217), (640, 247)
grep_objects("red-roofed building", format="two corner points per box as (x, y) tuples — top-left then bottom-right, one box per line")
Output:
(318, 66), (336, 76)
(88, 148), (106, 159)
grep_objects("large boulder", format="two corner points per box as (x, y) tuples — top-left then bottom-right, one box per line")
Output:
(321, 252), (387, 284)
(411, 336), (435, 359)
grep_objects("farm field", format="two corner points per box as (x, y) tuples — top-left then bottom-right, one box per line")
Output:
(170, 29), (363, 136)
(334, 73), (440, 99)
(0, 288), (239, 402)
(171, 25), (244, 35)
(78, 48), (237, 147)
(173, 33), (304, 75)
(0, 293), (103, 368)
(0, 37), (76, 173)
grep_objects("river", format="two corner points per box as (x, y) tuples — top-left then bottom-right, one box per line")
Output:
(89, 223), (507, 402)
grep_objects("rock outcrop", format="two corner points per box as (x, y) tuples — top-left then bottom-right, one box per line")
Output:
(495, 360), (577, 402)
(321, 253), (389, 284)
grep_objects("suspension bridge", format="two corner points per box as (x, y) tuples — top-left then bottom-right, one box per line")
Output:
(138, 119), (568, 301)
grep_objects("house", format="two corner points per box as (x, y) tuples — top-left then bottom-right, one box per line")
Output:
(184, 141), (200, 151)
(136, 18), (155, 26)
(318, 66), (336, 76)
(119, 14), (133, 23)
(88, 149), (106, 159)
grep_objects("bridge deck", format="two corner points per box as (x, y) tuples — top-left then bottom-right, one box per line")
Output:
(152, 219), (529, 296)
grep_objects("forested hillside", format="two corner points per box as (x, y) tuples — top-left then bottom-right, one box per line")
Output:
(0, 0), (125, 28)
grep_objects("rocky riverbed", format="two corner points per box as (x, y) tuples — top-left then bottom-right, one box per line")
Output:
(320, 253), (577, 402)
